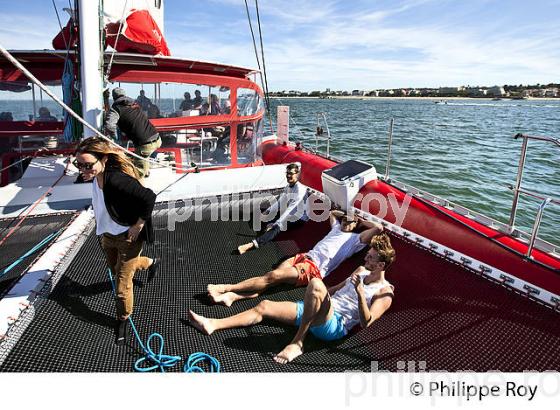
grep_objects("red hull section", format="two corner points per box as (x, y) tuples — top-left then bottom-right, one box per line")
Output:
(262, 142), (560, 295)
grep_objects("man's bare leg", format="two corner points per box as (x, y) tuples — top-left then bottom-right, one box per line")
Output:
(207, 291), (259, 307)
(273, 278), (332, 364)
(208, 258), (298, 305)
(188, 300), (297, 335)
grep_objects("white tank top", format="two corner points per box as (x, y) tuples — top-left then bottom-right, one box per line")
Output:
(331, 271), (394, 333)
(306, 221), (366, 277)
(92, 178), (129, 236)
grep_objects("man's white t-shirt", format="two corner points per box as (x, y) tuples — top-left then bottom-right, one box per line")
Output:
(306, 220), (366, 277)
(267, 181), (309, 229)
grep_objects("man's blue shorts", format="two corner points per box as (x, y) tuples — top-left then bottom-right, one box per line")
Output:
(295, 301), (347, 341)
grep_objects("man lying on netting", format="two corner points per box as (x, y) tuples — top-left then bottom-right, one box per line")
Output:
(190, 233), (395, 364)
(207, 209), (384, 306)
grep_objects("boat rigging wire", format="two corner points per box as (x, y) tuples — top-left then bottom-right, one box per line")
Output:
(51, 0), (68, 49)
(244, 0), (275, 134)
(105, 0), (129, 82)
(0, 44), (194, 173)
(254, 0), (271, 111)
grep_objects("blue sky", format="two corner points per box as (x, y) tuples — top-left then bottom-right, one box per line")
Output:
(0, 0), (558, 91)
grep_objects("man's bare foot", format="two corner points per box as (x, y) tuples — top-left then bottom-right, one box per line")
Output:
(273, 342), (303, 364)
(211, 291), (241, 307)
(207, 284), (227, 298)
(237, 242), (255, 255)
(188, 310), (215, 335)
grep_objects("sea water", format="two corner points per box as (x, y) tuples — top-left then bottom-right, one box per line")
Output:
(268, 98), (559, 246)
(1, 97), (558, 245)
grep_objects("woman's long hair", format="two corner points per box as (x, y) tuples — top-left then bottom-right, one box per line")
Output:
(75, 137), (139, 179)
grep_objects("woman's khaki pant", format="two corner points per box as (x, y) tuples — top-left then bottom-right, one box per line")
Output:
(101, 232), (151, 320)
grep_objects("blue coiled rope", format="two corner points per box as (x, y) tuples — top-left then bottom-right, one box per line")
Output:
(129, 321), (183, 372)
(184, 351), (221, 373)
(0, 228), (63, 278)
(107, 269), (220, 373)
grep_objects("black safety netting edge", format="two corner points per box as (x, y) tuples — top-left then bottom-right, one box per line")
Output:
(1, 201), (559, 372)
(0, 212), (77, 297)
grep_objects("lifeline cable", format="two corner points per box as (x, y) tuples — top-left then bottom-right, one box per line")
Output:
(107, 268), (220, 372)
(0, 156), (31, 174)
(0, 228), (63, 278)
(0, 160), (69, 248)
(0, 146), (53, 175)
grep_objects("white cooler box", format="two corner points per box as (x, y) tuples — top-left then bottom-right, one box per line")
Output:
(321, 160), (377, 210)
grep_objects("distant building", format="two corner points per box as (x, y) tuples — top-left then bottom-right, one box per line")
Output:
(465, 87), (488, 97)
(352, 90), (366, 96)
(418, 88), (437, 97)
(487, 86), (506, 97)
(543, 88), (558, 97)
(439, 86), (464, 96)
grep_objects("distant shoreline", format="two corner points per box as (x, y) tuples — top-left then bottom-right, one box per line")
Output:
(270, 96), (559, 101)
(1, 96), (558, 101)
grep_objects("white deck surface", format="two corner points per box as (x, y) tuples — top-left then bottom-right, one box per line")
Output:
(0, 157), (289, 218)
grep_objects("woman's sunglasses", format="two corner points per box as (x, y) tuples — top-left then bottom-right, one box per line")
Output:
(72, 158), (99, 171)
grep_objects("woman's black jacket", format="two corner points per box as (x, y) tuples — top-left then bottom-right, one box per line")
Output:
(102, 167), (156, 243)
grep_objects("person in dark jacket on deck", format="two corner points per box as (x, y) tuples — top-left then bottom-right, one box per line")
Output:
(74, 137), (160, 345)
(105, 87), (161, 178)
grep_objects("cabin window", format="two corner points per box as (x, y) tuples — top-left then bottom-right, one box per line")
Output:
(0, 81), (63, 121)
(113, 82), (231, 119)
(237, 88), (263, 116)
(236, 119), (262, 164)
(159, 125), (231, 168)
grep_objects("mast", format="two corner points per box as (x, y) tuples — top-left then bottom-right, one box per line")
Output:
(77, 0), (103, 138)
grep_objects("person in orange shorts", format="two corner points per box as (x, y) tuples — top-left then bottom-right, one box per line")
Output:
(207, 210), (383, 306)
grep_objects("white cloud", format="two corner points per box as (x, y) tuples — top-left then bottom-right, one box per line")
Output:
(1, 1), (558, 90)
(237, 1), (560, 89)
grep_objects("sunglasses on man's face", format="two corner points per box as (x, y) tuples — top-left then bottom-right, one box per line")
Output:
(286, 172), (298, 176)
(342, 217), (357, 224)
(72, 158), (99, 171)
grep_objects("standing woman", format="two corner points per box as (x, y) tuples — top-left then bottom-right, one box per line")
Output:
(74, 137), (159, 345)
